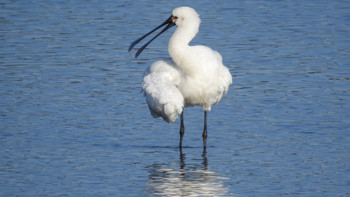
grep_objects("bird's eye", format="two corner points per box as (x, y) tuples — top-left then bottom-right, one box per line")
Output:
(171, 16), (178, 22)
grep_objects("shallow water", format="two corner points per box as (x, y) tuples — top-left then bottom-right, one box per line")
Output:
(1, 0), (350, 196)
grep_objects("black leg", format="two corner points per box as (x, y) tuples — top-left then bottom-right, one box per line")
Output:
(179, 148), (185, 169)
(202, 111), (208, 149)
(179, 111), (184, 149)
(202, 146), (208, 169)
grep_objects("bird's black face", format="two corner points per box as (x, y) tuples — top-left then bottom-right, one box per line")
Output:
(128, 15), (176, 58)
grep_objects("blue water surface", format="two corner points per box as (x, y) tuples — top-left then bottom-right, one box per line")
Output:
(1, 0), (350, 196)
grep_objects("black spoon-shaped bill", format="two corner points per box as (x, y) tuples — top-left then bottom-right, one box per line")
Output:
(128, 15), (176, 58)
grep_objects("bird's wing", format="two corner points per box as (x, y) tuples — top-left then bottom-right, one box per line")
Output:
(142, 60), (184, 123)
(219, 65), (232, 95)
(213, 50), (232, 95)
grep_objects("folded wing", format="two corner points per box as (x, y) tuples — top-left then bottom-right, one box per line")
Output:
(142, 60), (184, 123)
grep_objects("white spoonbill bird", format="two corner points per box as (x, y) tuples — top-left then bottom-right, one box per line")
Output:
(129, 7), (232, 149)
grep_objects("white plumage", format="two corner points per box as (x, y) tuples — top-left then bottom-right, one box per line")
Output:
(143, 60), (184, 123)
(129, 7), (232, 148)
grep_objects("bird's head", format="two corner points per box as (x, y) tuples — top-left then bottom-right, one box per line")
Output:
(171, 6), (200, 28)
(128, 6), (200, 58)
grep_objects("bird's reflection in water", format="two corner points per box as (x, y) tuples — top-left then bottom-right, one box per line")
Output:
(147, 149), (229, 197)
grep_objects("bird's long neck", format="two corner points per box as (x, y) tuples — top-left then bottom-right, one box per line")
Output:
(168, 23), (199, 72)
